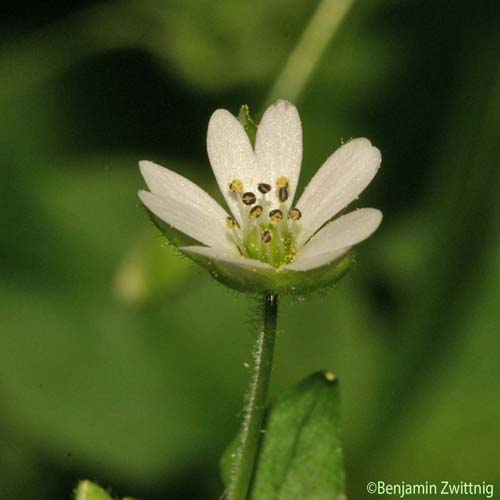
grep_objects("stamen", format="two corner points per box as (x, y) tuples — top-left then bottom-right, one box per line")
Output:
(242, 192), (256, 205)
(258, 183), (272, 194)
(269, 209), (283, 224)
(250, 205), (263, 219)
(288, 208), (302, 221)
(225, 178), (299, 267)
(229, 179), (243, 193)
(278, 187), (289, 202)
(262, 230), (272, 243)
(225, 216), (239, 229)
(276, 176), (289, 189)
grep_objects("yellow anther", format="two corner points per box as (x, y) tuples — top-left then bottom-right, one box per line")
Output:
(269, 209), (283, 224)
(225, 216), (239, 230)
(229, 179), (243, 193)
(276, 176), (289, 189)
(288, 208), (302, 221)
(250, 205), (263, 219)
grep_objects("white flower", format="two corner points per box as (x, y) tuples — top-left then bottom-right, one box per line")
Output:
(138, 100), (382, 293)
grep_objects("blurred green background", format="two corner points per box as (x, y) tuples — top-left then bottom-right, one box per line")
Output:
(1, 1), (499, 499)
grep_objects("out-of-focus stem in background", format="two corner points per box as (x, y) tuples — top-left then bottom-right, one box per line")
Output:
(266, 0), (355, 105)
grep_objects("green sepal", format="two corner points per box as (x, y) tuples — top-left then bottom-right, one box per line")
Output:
(182, 249), (353, 295)
(221, 371), (346, 499)
(238, 104), (258, 146)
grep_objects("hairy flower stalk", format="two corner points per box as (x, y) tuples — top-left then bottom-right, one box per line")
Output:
(227, 293), (278, 500)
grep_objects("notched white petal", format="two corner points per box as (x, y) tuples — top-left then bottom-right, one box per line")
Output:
(255, 99), (302, 206)
(207, 109), (257, 222)
(296, 138), (381, 246)
(140, 160), (179, 196)
(300, 208), (382, 258)
(138, 179), (232, 250)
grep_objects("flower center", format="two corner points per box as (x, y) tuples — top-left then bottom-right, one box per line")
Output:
(225, 178), (302, 267)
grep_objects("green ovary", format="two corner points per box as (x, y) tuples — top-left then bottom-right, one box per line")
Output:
(244, 224), (297, 268)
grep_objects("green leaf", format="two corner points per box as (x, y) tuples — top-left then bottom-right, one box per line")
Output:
(75, 481), (113, 500)
(221, 371), (346, 500)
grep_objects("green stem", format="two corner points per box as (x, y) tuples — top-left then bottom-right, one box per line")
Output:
(227, 293), (279, 500)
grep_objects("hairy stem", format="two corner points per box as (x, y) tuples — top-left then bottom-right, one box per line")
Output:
(227, 293), (279, 500)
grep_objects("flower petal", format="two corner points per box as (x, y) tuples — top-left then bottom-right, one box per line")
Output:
(295, 138), (381, 246)
(180, 246), (273, 271)
(207, 109), (257, 223)
(255, 100), (302, 207)
(138, 161), (233, 250)
(299, 208), (382, 259)
(284, 248), (349, 272)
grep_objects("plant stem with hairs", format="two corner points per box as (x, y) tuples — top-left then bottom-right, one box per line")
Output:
(226, 293), (279, 500)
